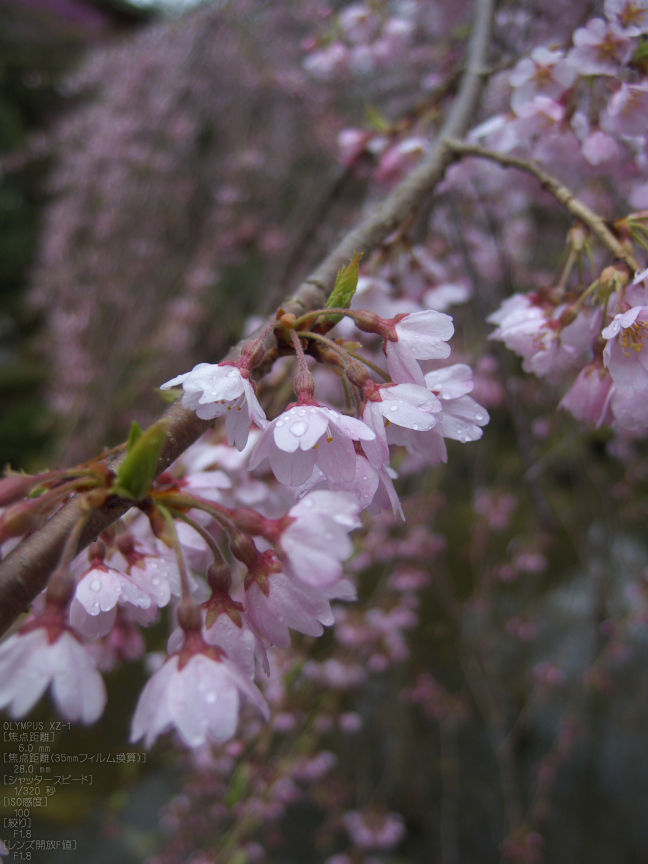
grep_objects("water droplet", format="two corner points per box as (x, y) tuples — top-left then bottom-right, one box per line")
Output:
(390, 404), (399, 412)
(362, 476), (368, 481)
(276, 420), (285, 428)
(90, 579), (102, 593)
(290, 421), (308, 437)
(413, 424), (419, 430)
(205, 692), (217, 704)
(476, 414), (484, 421)
(304, 499), (314, 507)
(152, 577), (160, 586)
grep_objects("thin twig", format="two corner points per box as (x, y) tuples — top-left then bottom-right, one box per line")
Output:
(444, 138), (641, 270)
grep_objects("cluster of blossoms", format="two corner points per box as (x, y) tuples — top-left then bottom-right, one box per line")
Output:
(147, 499), (439, 864)
(0, 288), (488, 751)
(487, 265), (648, 434)
(302, 2), (415, 81)
(472, 0), (648, 185)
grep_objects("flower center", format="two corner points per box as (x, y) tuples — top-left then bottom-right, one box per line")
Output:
(620, 320), (648, 354)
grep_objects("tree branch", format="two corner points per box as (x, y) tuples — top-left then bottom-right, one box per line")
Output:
(0, 0), (495, 637)
(443, 137), (641, 270)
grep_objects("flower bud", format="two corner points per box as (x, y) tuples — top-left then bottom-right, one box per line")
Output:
(177, 600), (202, 633)
(207, 561), (232, 593)
(229, 532), (259, 568)
(345, 358), (371, 389)
(0, 499), (39, 544)
(0, 475), (36, 507)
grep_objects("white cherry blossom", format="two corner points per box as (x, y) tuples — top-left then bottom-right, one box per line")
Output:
(161, 362), (267, 450)
(384, 310), (454, 385)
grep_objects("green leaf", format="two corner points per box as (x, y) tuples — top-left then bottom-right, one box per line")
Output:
(113, 420), (169, 501)
(320, 252), (363, 326)
(365, 104), (390, 131)
(127, 420), (143, 451)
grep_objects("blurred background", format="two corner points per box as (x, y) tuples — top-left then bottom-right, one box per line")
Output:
(3, 2), (648, 863)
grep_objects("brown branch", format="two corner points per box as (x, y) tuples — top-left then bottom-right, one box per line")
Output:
(444, 137), (641, 270)
(0, 0), (495, 638)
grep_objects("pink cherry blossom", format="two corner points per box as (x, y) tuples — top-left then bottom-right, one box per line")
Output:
(602, 305), (648, 390)
(384, 310), (454, 385)
(160, 363), (267, 450)
(512, 95), (565, 141)
(0, 624), (106, 723)
(245, 569), (335, 649)
(361, 382), (441, 467)
(509, 47), (577, 114)
(302, 42), (348, 80)
(131, 637), (268, 749)
(611, 385), (648, 431)
(343, 809), (406, 850)
(604, 0), (648, 35)
(278, 491), (361, 588)
(376, 136), (428, 182)
(248, 402), (375, 487)
(567, 19), (633, 76)
(167, 607), (261, 681)
(297, 454), (404, 518)
(488, 294), (595, 378)
(581, 130), (620, 166)
(559, 361), (615, 426)
(603, 83), (648, 137)
(338, 4), (380, 44)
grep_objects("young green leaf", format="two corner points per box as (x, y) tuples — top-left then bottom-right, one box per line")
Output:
(319, 252), (363, 328)
(127, 420), (143, 451)
(113, 420), (169, 501)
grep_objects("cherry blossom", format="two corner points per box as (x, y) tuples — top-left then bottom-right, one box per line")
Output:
(384, 310), (454, 385)
(566, 19), (633, 77)
(131, 634), (268, 749)
(509, 47), (577, 114)
(160, 363), (267, 450)
(343, 809), (406, 850)
(602, 305), (648, 390)
(297, 455), (404, 518)
(604, 0), (648, 35)
(277, 491), (362, 588)
(0, 622), (106, 723)
(603, 83), (648, 137)
(361, 382), (442, 468)
(387, 365), (489, 464)
(559, 361), (614, 426)
(248, 402), (375, 487)
(245, 567), (335, 649)
(488, 294), (596, 378)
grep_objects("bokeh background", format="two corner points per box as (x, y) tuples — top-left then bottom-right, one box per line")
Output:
(3, 2), (648, 863)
